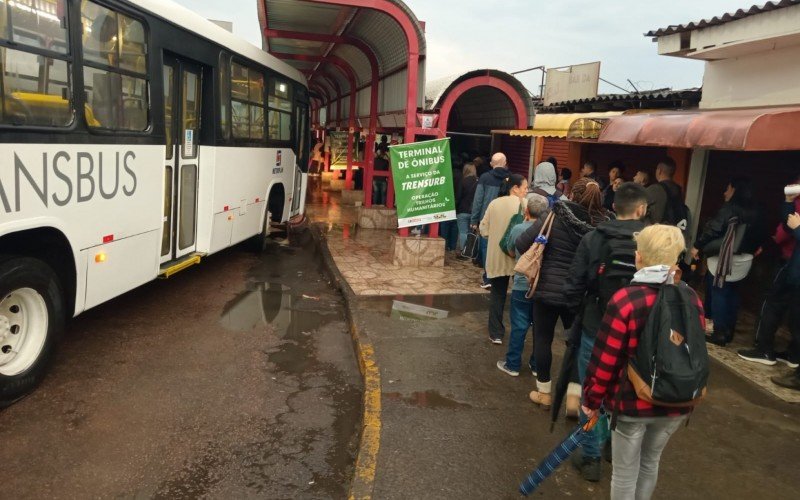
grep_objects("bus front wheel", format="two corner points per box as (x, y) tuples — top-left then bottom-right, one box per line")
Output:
(0, 257), (65, 408)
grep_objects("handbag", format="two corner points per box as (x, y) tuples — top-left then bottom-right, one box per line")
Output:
(499, 203), (525, 257)
(707, 254), (753, 283)
(514, 211), (556, 299)
(707, 219), (752, 284)
(462, 228), (480, 260)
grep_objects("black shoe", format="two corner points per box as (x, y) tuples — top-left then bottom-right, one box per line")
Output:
(775, 351), (800, 369)
(706, 332), (729, 347)
(771, 373), (800, 391)
(571, 452), (602, 482)
(737, 348), (777, 366)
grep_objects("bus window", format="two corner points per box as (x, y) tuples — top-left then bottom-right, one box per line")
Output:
(0, 0), (73, 127)
(218, 52), (231, 140)
(3, 0), (69, 54)
(81, 1), (149, 131)
(230, 61), (266, 142)
(268, 78), (291, 141)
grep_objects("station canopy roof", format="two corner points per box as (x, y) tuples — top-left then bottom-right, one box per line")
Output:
(258, 0), (427, 118)
(596, 106), (800, 151)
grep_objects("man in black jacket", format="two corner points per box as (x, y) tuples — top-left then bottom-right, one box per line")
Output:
(563, 182), (648, 482)
(645, 157), (682, 225)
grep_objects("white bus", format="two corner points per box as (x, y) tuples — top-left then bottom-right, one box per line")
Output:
(0, 0), (310, 406)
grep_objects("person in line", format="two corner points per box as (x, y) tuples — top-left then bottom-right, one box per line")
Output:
(456, 163), (478, 254)
(372, 148), (390, 206)
(474, 156), (491, 178)
(480, 174), (529, 344)
(375, 134), (389, 154)
(310, 138), (324, 175)
(581, 160), (599, 182)
(530, 161), (564, 207)
(582, 224), (704, 500)
(564, 182), (648, 482)
(603, 162), (625, 212)
(471, 153), (511, 289)
(441, 157), (464, 252)
(738, 186), (800, 372)
(644, 157), (682, 225)
(633, 169), (651, 187)
(516, 177), (609, 408)
(691, 177), (764, 346)
(557, 168), (573, 198)
(496, 193), (550, 376)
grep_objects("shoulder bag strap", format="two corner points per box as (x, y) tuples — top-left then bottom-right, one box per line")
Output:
(541, 211), (556, 240)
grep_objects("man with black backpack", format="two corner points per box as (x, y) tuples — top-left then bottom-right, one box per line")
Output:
(564, 182), (648, 482)
(582, 225), (708, 500)
(645, 157), (690, 234)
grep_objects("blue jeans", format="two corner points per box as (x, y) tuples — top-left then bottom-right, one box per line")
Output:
(456, 213), (471, 252)
(578, 329), (604, 458)
(372, 178), (387, 205)
(440, 220), (459, 251)
(505, 290), (535, 371)
(704, 272), (741, 334)
(479, 237), (489, 284)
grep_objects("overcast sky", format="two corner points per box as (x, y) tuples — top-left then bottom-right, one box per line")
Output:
(175, 0), (751, 95)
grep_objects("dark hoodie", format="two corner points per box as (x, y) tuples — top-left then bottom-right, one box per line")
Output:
(564, 219), (646, 333)
(516, 201), (600, 307)
(470, 167), (510, 225)
(645, 180), (682, 225)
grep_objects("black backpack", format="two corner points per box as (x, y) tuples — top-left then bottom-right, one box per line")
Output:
(627, 284), (708, 407)
(657, 182), (692, 236)
(596, 234), (638, 313)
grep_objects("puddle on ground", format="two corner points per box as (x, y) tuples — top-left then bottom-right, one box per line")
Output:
(382, 390), (472, 409)
(219, 283), (293, 332)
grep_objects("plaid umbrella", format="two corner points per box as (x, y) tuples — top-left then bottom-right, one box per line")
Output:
(519, 414), (599, 496)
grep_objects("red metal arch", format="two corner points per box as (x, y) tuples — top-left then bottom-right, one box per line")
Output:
(437, 76), (528, 133)
(263, 29), (381, 205)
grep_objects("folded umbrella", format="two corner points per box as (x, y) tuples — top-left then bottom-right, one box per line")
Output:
(519, 414), (600, 496)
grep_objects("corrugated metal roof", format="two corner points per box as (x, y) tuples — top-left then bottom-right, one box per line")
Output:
(260, 0), (427, 116)
(540, 88), (701, 113)
(424, 69), (531, 110)
(646, 0), (800, 37)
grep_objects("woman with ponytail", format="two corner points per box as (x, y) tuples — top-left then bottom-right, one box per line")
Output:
(515, 177), (609, 408)
(480, 174), (529, 343)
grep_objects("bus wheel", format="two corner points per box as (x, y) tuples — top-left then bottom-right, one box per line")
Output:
(0, 257), (65, 408)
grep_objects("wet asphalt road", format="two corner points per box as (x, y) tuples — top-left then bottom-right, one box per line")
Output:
(0, 230), (361, 499)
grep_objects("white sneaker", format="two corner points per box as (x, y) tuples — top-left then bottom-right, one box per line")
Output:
(490, 337), (503, 345)
(479, 282), (492, 289)
(496, 360), (519, 377)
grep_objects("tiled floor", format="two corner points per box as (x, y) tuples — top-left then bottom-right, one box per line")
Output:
(306, 182), (486, 297)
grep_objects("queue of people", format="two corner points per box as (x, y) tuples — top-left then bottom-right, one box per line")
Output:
(456, 153), (800, 498)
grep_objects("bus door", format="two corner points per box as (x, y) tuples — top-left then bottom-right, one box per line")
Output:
(161, 55), (203, 263)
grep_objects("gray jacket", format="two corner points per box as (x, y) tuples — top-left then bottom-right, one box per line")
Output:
(470, 167), (510, 225)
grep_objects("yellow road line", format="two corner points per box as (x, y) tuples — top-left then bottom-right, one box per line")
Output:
(349, 323), (381, 500)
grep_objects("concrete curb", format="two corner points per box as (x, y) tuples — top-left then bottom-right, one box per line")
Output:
(310, 224), (381, 500)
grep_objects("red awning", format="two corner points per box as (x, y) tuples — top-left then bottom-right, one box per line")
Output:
(597, 106), (800, 151)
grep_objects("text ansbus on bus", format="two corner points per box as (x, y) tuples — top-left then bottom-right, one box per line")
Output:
(0, 0), (311, 406)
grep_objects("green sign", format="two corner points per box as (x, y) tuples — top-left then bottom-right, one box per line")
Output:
(389, 138), (456, 228)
